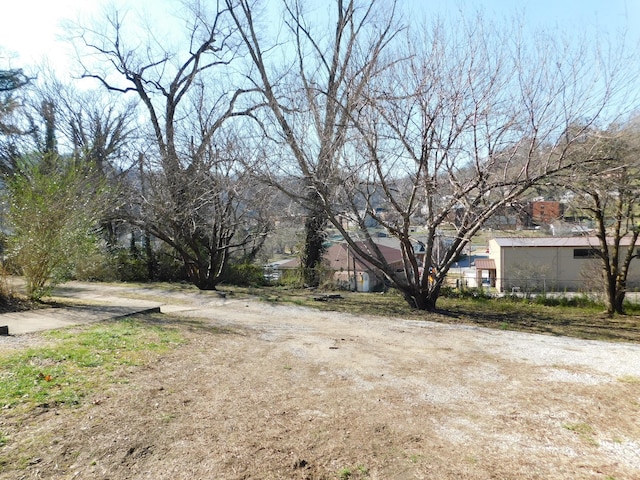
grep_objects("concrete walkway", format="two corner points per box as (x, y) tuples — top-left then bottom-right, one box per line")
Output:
(0, 279), (238, 336)
(0, 282), (163, 335)
(0, 304), (162, 335)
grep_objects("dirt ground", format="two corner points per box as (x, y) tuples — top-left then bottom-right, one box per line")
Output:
(2, 284), (640, 479)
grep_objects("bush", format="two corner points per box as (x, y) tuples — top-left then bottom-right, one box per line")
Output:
(224, 263), (266, 287)
(74, 247), (147, 282)
(440, 286), (492, 300)
(532, 293), (601, 309)
(75, 243), (190, 284)
(4, 156), (104, 300)
(275, 269), (304, 287)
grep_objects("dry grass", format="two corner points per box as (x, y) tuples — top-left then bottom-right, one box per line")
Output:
(1, 282), (639, 479)
(1, 304), (639, 479)
(232, 285), (640, 343)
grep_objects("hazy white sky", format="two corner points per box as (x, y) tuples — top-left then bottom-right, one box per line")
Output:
(1, 0), (96, 68)
(1, 0), (639, 76)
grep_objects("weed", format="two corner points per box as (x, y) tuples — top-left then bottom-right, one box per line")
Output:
(338, 465), (368, 479)
(564, 422), (593, 434)
(563, 422), (598, 446)
(618, 375), (640, 384)
(338, 467), (352, 479)
(161, 413), (176, 423)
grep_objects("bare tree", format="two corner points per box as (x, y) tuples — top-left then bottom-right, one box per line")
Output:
(54, 86), (138, 174)
(226, 0), (402, 286)
(52, 80), (140, 247)
(328, 16), (638, 310)
(327, 15), (639, 310)
(232, 7), (635, 309)
(562, 121), (640, 315)
(73, 2), (267, 289)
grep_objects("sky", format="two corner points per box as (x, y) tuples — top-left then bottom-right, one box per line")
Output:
(1, 0), (639, 76)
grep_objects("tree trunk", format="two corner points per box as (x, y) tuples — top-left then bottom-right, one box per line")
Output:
(612, 279), (627, 315)
(402, 284), (440, 311)
(302, 210), (327, 287)
(604, 280), (626, 316)
(143, 230), (155, 280)
(187, 264), (220, 291)
(613, 292), (626, 315)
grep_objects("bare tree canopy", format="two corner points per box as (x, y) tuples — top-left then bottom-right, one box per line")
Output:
(560, 119), (640, 315)
(230, 1), (639, 309)
(337, 14), (638, 309)
(227, 0), (403, 286)
(72, 1), (271, 290)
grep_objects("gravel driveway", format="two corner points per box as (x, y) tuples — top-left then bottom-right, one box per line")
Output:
(1, 282), (639, 479)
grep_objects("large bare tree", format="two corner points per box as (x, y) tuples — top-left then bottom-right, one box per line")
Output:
(74, 2), (267, 289)
(229, 4), (636, 309)
(562, 121), (640, 315)
(327, 15), (638, 310)
(329, 16), (638, 309)
(227, 0), (401, 286)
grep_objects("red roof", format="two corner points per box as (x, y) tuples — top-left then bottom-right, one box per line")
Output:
(325, 242), (404, 272)
(475, 259), (496, 270)
(275, 241), (404, 273)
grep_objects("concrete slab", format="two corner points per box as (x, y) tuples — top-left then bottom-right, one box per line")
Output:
(0, 304), (161, 335)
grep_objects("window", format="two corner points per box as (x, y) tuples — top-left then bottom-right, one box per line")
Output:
(573, 248), (600, 259)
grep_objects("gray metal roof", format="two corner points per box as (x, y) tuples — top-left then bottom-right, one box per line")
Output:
(491, 236), (640, 248)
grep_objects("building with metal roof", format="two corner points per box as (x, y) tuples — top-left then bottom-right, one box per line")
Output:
(486, 237), (640, 293)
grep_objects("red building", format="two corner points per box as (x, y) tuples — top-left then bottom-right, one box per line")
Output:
(528, 201), (563, 224)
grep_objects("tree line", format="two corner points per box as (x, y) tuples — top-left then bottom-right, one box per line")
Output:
(1, 0), (639, 314)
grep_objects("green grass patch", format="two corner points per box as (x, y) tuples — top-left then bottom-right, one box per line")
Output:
(563, 422), (599, 446)
(0, 315), (184, 411)
(339, 465), (369, 479)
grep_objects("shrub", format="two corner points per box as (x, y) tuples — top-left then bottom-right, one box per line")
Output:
(440, 286), (492, 300)
(532, 293), (601, 309)
(224, 262), (266, 287)
(4, 156), (104, 300)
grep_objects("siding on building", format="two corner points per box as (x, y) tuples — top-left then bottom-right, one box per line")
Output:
(488, 237), (640, 292)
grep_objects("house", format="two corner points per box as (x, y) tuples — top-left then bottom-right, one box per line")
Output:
(327, 242), (404, 292)
(270, 241), (405, 292)
(485, 237), (640, 293)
